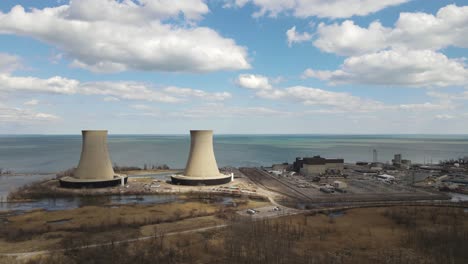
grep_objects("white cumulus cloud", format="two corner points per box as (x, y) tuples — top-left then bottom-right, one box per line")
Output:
(174, 104), (293, 118)
(67, 0), (209, 22)
(23, 99), (39, 106)
(236, 74), (387, 112)
(0, 53), (22, 73)
(286, 26), (312, 47)
(314, 4), (468, 56)
(0, 74), (232, 103)
(0, 104), (59, 123)
(314, 20), (389, 56)
(163, 87), (232, 101)
(0, 1), (250, 73)
(225, 0), (409, 19)
(435, 114), (455, 120)
(303, 49), (468, 87)
(236, 74), (273, 90)
(238, 73), (462, 114)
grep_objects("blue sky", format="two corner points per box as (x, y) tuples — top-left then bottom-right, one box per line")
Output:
(0, 0), (467, 134)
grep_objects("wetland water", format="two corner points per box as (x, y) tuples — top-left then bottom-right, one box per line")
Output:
(0, 172), (234, 212)
(0, 172), (179, 212)
(0, 194), (180, 212)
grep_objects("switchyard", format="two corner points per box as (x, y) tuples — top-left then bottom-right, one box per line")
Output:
(239, 166), (449, 208)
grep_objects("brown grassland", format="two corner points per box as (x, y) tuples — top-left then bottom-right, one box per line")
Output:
(0, 198), (268, 253)
(0, 205), (467, 264)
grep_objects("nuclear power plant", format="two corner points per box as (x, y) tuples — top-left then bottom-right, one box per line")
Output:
(171, 130), (232, 185)
(59, 130), (127, 188)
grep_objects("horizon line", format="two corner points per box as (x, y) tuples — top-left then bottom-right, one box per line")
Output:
(1, 133), (468, 136)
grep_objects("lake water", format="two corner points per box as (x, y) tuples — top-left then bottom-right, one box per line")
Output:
(1, 134), (467, 174)
(0, 174), (55, 201)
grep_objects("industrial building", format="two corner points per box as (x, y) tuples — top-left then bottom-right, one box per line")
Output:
(171, 130), (232, 185)
(392, 154), (411, 169)
(272, 163), (290, 171)
(59, 130), (127, 188)
(293, 156), (344, 176)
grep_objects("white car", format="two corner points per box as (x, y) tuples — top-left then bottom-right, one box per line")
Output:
(246, 209), (256, 215)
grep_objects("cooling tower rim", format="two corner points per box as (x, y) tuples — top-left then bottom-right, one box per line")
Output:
(59, 175), (128, 188)
(60, 174), (127, 183)
(171, 173), (231, 180)
(81, 130), (109, 133)
(171, 174), (232, 185)
(189, 129), (213, 133)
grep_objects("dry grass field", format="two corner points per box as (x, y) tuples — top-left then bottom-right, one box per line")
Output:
(1, 205), (466, 264)
(0, 198), (269, 254)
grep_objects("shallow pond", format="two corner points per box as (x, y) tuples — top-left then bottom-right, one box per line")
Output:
(328, 210), (346, 218)
(0, 173), (180, 212)
(0, 194), (180, 212)
(1, 172), (240, 213)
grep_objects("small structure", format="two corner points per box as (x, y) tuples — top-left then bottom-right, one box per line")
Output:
(333, 180), (347, 189)
(320, 184), (334, 193)
(370, 162), (384, 172)
(377, 174), (395, 183)
(392, 154), (411, 169)
(269, 170), (283, 176)
(59, 130), (127, 188)
(272, 163), (290, 171)
(392, 154), (402, 165)
(293, 156), (344, 176)
(171, 130), (232, 185)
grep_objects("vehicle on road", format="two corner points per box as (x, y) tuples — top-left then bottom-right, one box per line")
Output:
(246, 209), (256, 215)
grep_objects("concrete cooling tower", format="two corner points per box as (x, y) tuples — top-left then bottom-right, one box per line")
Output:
(171, 130), (232, 186)
(74, 130), (114, 180)
(59, 130), (127, 188)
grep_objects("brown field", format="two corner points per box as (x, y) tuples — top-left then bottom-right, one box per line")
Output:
(0, 198), (269, 254)
(1, 205), (467, 264)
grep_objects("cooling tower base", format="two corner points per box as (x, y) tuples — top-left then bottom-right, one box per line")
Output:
(171, 174), (232, 186)
(59, 175), (128, 188)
